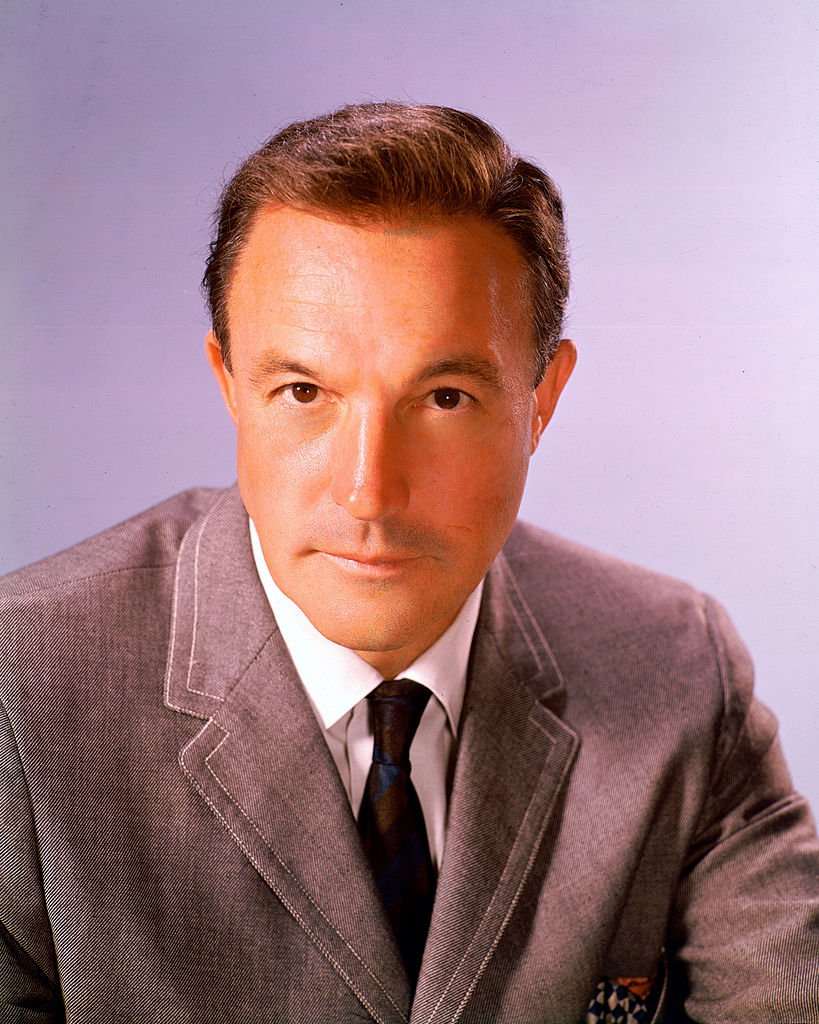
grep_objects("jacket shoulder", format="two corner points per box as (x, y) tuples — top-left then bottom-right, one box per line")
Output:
(0, 487), (226, 599)
(500, 520), (752, 725)
(503, 519), (706, 619)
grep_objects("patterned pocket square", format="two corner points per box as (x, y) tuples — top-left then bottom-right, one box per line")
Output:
(584, 972), (657, 1023)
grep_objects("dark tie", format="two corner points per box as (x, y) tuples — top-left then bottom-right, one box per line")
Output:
(358, 679), (435, 985)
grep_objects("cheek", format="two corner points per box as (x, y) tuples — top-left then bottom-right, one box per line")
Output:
(237, 401), (309, 470)
(421, 427), (530, 530)
(235, 417), (320, 523)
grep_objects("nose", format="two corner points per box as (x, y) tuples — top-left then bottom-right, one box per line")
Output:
(330, 407), (410, 520)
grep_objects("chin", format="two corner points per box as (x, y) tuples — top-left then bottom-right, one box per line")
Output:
(304, 591), (443, 654)
(311, 609), (418, 654)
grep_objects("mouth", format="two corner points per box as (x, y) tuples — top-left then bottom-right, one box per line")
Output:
(318, 550), (423, 577)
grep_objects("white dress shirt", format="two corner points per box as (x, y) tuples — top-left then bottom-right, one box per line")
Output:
(249, 519), (483, 870)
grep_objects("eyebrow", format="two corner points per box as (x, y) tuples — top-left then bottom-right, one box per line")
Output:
(414, 357), (503, 391)
(248, 355), (317, 389)
(247, 352), (504, 391)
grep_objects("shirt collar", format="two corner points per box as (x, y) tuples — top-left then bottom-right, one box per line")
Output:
(249, 518), (482, 735)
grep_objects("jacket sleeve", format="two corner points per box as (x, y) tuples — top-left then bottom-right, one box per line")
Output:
(0, 697), (64, 1022)
(665, 597), (819, 1022)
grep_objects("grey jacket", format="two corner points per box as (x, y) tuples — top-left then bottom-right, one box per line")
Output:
(1, 486), (817, 1023)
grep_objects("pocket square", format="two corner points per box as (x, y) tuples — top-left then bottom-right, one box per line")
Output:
(584, 971), (657, 1024)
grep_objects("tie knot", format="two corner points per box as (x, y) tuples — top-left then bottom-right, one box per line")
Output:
(368, 679), (431, 767)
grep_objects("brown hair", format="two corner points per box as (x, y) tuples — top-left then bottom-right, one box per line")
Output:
(203, 102), (569, 385)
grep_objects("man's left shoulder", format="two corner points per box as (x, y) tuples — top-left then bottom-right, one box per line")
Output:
(502, 518), (719, 630)
(499, 520), (756, 728)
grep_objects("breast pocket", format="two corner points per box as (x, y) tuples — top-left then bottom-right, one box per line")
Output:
(584, 951), (667, 1024)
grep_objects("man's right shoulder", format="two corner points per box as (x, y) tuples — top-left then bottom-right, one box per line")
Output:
(0, 486), (228, 600)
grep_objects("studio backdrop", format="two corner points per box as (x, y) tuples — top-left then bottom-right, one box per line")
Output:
(2, 0), (817, 807)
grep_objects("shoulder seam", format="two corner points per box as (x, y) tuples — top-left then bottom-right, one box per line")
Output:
(1, 562), (176, 601)
(700, 594), (774, 792)
(702, 594), (730, 733)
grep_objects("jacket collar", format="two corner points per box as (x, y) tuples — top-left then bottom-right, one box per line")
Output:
(164, 486), (274, 718)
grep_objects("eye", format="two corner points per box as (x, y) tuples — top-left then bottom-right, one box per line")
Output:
(284, 382), (319, 404)
(424, 388), (471, 411)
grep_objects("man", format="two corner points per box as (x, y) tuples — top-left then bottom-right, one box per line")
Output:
(1, 103), (816, 1023)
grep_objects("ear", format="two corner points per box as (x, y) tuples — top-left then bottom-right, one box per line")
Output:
(205, 332), (238, 425)
(531, 338), (576, 452)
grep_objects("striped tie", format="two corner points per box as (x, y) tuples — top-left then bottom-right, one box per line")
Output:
(358, 679), (435, 985)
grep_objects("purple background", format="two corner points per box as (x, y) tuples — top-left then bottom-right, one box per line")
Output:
(3, 2), (817, 808)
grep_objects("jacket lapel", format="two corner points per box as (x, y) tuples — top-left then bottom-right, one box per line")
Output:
(165, 487), (411, 1024)
(411, 549), (580, 1024)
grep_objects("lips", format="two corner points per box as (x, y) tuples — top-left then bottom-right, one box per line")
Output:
(325, 551), (418, 565)
(318, 550), (423, 576)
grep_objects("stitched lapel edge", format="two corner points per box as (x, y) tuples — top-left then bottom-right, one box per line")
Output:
(412, 551), (580, 1024)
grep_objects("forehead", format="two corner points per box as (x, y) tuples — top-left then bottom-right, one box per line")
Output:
(226, 207), (532, 352)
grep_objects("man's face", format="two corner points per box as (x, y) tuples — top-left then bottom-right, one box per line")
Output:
(207, 207), (574, 677)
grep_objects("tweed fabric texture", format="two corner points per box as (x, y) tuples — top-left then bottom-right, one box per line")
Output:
(1, 485), (818, 1022)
